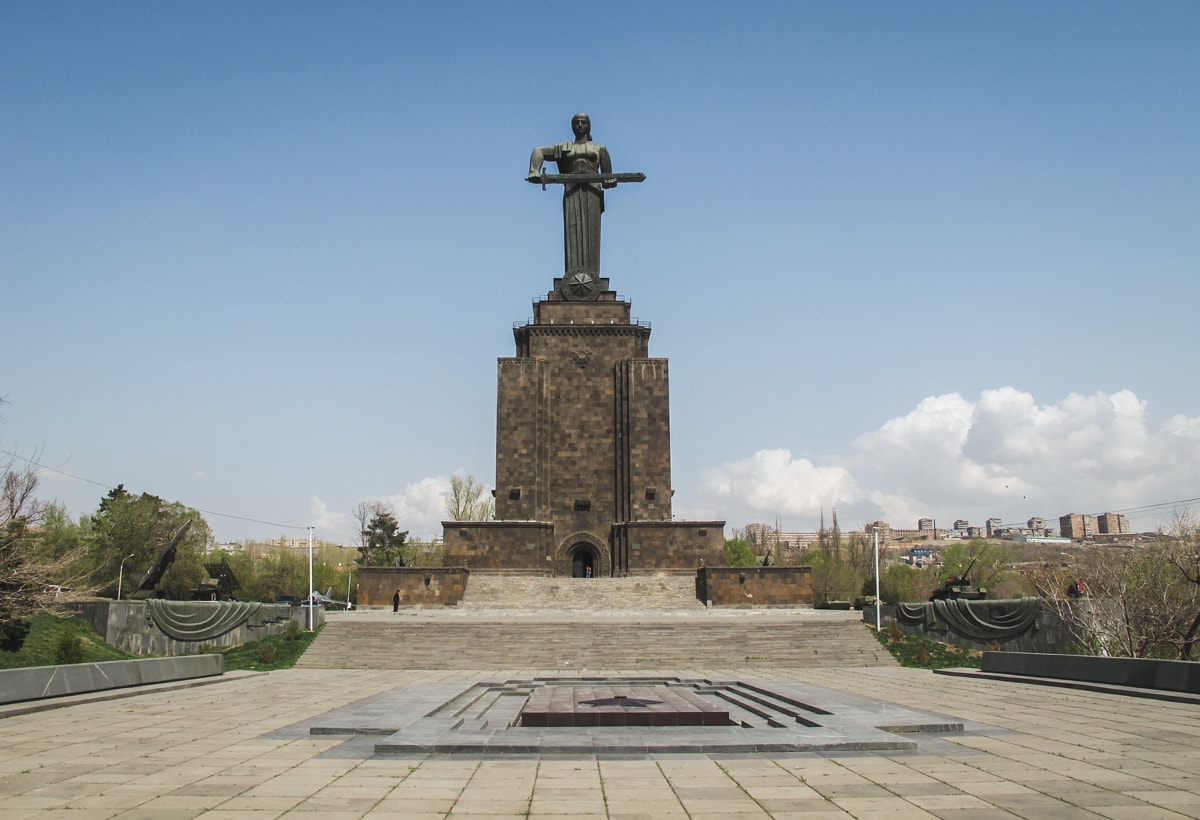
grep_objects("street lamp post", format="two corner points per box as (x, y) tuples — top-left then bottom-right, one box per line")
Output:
(307, 526), (314, 632)
(873, 528), (881, 631)
(117, 553), (135, 601)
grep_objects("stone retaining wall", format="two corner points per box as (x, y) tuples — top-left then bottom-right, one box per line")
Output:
(358, 567), (469, 608)
(869, 600), (1074, 653)
(74, 600), (316, 656)
(697, 567), (814, 608)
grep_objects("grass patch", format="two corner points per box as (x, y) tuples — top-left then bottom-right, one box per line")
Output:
(219, 623), (323, 672)
(0, 612), (321, 673)
(869, 623), (982, 669)
(0, 613), (133, 669)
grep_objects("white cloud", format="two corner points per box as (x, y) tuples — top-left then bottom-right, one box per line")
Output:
(321, 474), (496, 544)
(382, 476), (453, 539)
(309, 496), (350, 539)
(695, 388), (1200, 533)
(699, 448), (864, 521)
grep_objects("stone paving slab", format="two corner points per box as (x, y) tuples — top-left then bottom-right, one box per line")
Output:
(1, 665), (1198, 818)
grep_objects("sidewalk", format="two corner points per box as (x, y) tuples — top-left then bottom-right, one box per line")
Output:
(2, 662), (1198, 818)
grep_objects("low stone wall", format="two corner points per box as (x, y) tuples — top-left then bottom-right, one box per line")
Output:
(358, 567), (470, 608)
(982, 652), (1200, 694)
(74, 600), (315, 656)
(870, 599), (1074, 653)
(697, 567), (814, 608)
(0, 654), (224, 705)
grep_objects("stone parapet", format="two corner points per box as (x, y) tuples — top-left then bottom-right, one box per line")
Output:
(443, 520), (557, 571)
(358, 567), (470, 608)
(697, 566), (814, 607)
(0, 654), (223, 705)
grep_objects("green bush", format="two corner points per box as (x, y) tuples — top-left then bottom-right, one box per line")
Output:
(55, 633), (84, 665)
(0, 619), (31, 652)
(285, 618), (302, 641)
(723, 538), (757, 567)
(257, 643), (278, 664)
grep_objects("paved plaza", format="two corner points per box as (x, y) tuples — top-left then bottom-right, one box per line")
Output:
(2, 655), (1199, 819)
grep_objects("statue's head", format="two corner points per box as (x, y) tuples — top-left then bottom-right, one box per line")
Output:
(571, 113), (591, 141)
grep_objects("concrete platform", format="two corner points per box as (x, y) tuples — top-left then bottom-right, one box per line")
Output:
(3, 662), (1200, 818)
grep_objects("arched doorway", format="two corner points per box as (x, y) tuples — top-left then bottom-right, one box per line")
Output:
(555, 532), (610, 578)
(570, 544), (598, 578)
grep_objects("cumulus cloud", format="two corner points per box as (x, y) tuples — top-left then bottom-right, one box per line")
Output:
(700, 449), (861, 517)
(309, 496), (350, 538)
(319, 474), (495, 544)
(382, 476), (454, 538)
(695, 388), (1200, 532)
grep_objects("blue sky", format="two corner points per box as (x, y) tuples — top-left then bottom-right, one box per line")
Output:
(3, 1), (1197, 543)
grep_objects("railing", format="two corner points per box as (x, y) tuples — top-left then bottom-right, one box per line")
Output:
(513, 318), (651, 329)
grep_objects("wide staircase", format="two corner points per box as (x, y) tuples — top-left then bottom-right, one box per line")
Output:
(296, 576), (896, 670)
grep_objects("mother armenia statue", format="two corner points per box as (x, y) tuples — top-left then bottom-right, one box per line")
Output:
(527, 113), (643, 280)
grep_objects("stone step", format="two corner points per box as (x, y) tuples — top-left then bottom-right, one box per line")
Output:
(295, 618), (897, 670)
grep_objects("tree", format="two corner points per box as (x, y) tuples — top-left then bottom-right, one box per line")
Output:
(880, 562), (939, 604)
(938, 539), (1013, 591)
(352, 500), (390, 552)
(358, 508), (408, 567)
(800, 549), (863, 605)
(1163, 511), (1200, 658)
(0, 450), (93, 649)
(1031, 532), (1200, 659)
(85, 485), (213, 598)
(445, 473), (494, 521)
(249, 550), (307, 602)
(32, 501), (84, 560)
(723, 538), (757, 567)
(157, 541), (208, 600)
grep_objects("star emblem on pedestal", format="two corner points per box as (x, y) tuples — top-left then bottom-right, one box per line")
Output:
(562, 271), (599, 301)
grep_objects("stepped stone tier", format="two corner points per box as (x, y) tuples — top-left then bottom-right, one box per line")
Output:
(443, 122), (724, 576)
(297, 612), (895, 671)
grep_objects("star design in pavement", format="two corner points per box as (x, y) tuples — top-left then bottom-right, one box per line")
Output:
(579, 695), (662, 708)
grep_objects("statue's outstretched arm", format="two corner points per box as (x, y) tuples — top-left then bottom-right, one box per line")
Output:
(528, 145), (561, 180)
(599, 146), (615, 188)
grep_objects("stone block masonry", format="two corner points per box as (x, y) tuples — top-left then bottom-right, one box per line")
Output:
(444, 275), (725, 576)
(698, 566), (815, 607)
(358, 567), (469, 608)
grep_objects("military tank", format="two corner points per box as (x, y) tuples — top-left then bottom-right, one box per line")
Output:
(930, 555), (987, 601)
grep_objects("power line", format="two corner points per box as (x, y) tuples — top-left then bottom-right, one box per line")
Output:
(0, 447), (307, 531)
(1107, 497), (1200, 515)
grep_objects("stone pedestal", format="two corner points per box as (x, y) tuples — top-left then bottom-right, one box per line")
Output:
(443, 278), (723, 576)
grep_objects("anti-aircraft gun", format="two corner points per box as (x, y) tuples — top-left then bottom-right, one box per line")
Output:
(930, 554), (987, 601)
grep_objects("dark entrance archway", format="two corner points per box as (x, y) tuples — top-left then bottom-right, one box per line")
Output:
(570, 544), (598, 578)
